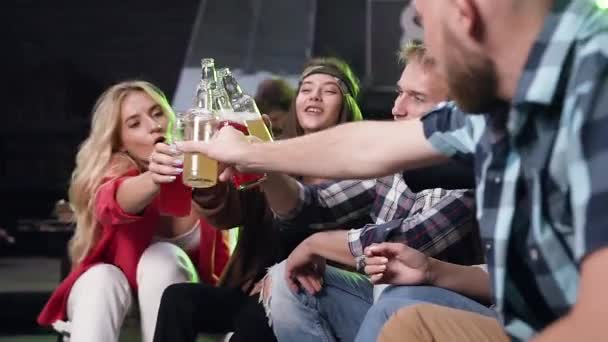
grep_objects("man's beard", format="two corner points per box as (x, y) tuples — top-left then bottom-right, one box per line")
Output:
(442, 27), (500, 113)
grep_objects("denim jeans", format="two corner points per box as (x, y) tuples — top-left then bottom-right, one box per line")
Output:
(267, 261), (373, 342)
(267, 261), (495, 342)
(354, 285), (496, 342)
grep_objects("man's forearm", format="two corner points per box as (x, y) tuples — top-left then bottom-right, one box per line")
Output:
(428, 260), (491, 305)
(305, 231), (355, 267)
(260, 173), (301, 217)
(266, 178), (376, 230)
(245, 120), (445, 179)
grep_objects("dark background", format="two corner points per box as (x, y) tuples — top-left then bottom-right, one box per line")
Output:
(3, 0), (407, 233)
(2, 0), (412, 337)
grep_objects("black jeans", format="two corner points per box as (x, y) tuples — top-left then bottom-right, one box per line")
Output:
(153, 283), (277, 342)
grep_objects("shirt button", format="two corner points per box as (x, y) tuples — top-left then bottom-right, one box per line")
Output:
(529, 248), (539, 261)
(485, 243), (492, 251)
(493, 176), (502, 184)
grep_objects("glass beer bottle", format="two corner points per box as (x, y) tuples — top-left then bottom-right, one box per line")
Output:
(182, 58), (219, 188)
(216, 68), (248, 135)
(158, 111), (192, 216)
(223, 69), (273, 141)
(213, 68), (235, 115)
(220, 68), (273, 189)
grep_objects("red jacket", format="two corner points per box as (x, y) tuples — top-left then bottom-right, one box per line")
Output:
(38, 169), (230, 326)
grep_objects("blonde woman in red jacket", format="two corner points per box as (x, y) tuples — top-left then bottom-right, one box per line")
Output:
(37, 81), (230, 342)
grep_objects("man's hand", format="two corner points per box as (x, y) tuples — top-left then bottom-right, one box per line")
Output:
(176, 125), (252, 165)
(363, 242), (430, 285)
(177, 122), (274, 182)
(284, 239), (326, 295)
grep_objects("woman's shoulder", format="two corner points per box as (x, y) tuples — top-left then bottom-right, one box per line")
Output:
(101, 154), (141, 183)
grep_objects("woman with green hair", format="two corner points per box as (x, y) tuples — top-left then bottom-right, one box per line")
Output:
(153, 57), (366, 342)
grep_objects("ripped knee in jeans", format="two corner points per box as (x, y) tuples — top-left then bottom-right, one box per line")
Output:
(258, 263), (281, 327)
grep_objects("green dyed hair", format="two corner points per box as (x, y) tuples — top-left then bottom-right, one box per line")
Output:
(282, 57), (363, 138)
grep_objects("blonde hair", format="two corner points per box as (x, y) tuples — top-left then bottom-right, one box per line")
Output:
(68, 80), (175, 265)
(398, 40), (435, 68)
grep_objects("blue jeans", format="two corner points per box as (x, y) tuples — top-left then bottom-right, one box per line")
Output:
(267, 261), (373, 342)
(267, 261), (495, 342)
(354, 285), (497, 342)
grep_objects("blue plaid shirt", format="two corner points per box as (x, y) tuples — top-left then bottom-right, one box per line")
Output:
(422, 0), (608, 339)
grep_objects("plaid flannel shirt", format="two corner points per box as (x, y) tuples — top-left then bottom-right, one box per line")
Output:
(421, 0), (608, 339)
(277, 173), (478, 264)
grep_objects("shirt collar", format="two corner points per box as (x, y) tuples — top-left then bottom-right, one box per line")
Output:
(513, 0), (595, 106)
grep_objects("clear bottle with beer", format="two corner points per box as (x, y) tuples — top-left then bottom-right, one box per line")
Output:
(159, 111), (192, 216)
(182, 58), (219, 188)
(217, 68), (273, 189)
(223, 69), (273, 141)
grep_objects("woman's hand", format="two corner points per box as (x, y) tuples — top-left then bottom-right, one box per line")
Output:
(148, 142), (184, 184)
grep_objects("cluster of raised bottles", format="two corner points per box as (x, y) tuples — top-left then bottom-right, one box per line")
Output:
(181, 58), (273, 189)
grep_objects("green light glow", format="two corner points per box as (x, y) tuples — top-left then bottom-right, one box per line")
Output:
(598, 0), (608, 10)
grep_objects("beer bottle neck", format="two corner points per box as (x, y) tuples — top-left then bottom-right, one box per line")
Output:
(214, 93), (233, 111)
(196, 85), (214, 110)
(196, 59), (217, 110)
(201, 63), (217, 84)
(223, 75), (244, 101)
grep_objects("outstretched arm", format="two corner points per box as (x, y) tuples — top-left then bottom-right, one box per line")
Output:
(117, 142), (184, 214)
(178, 119), (446, 180)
